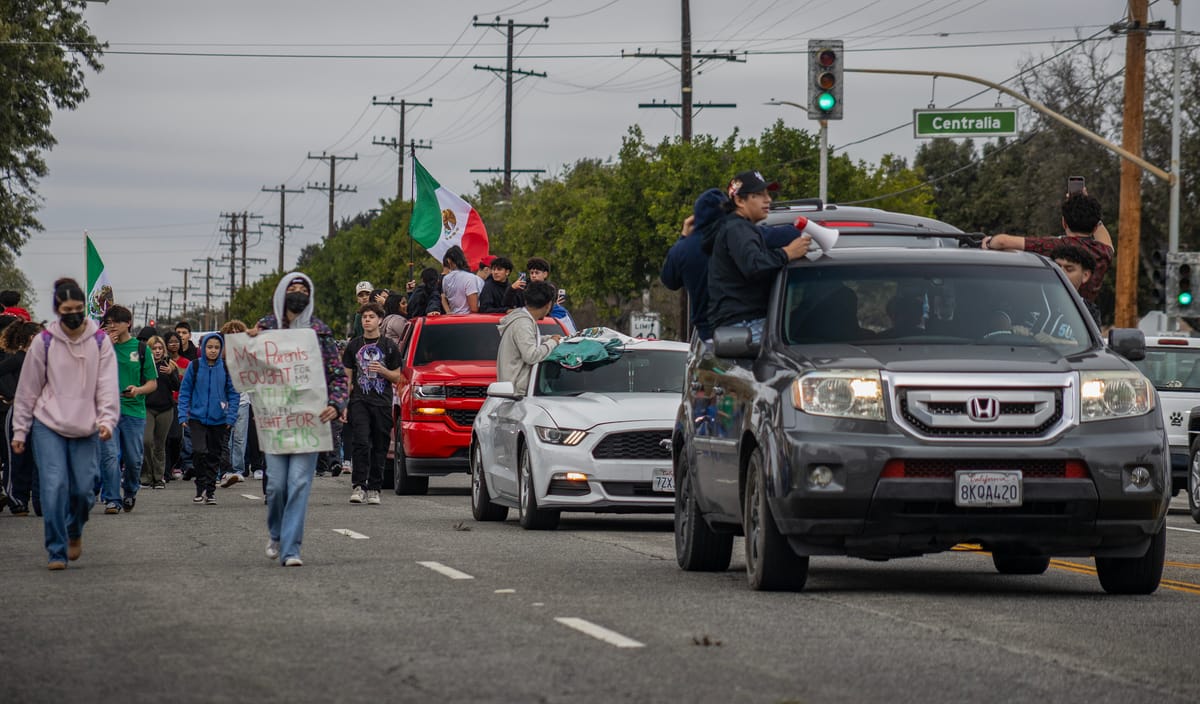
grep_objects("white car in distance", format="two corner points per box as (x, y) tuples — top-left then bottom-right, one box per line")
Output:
(470, 339), (689, 529)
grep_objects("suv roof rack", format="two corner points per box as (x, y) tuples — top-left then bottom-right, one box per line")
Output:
(771, 198), (826, 211)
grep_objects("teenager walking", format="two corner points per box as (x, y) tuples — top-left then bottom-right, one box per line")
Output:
(140, 335), (179, 489)
(343, 302), (404, 505)
(177, 333), (239, 505)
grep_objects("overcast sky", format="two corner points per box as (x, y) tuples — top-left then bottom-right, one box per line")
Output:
(16, 0), (1182, 323)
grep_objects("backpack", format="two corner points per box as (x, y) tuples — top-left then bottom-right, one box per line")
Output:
(41, 330), (145, 385)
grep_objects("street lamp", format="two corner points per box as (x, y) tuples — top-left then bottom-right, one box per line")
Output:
(766, 99), (828, 203)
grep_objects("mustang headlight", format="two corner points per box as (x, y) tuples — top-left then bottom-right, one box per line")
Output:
(1079, 371), (1154, 422)
(535, 426), (588, 446)
(793, 370), (885, 421)
(413, 384), (445, 399)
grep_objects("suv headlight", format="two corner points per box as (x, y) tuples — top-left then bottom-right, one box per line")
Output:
(793, 370), (885, 421)
(1079, 371), (1155, 422)
(535, 426), (588, 446)
(413, 384), (445, 399)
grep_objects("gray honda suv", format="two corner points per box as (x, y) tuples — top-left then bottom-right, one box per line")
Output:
(673, 247), (1169, 594)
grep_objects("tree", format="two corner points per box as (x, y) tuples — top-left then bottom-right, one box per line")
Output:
(0, 259), (37, 313)
(0, 0), (103, 263)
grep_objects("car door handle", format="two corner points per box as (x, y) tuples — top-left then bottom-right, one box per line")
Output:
(712, 385), (725, 396)
(690, 381), (702, 392)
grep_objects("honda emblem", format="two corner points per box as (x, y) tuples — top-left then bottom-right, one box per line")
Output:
(967, 396), (999, 422)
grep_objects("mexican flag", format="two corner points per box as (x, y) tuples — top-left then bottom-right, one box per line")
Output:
(409, 156), (489, 265)
(85, 233), (114, 321)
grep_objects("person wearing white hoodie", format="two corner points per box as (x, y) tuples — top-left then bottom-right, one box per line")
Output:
(495, 281), (562, 397)
(11, 278), (120, 570)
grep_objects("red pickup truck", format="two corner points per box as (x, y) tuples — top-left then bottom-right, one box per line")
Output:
(388, 313), (566, 494)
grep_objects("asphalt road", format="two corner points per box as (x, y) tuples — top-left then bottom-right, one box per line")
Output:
(1, 474), (1198, 704)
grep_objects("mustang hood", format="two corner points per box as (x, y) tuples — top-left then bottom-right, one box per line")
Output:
(537, 393), (681, 431)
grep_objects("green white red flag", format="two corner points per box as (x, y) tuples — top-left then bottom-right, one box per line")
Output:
(409, 156), (489, 265)
(85, 233), (114, 321)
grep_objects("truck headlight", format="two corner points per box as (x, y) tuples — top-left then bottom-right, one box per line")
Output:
(535, 426), (588, 446)
(793, 370), (885, 421)
(1079, 371), (1154, 422)
(413, 385), (445, 399)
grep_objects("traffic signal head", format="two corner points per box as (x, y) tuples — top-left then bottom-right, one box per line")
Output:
(1151, 249), (1167, 305)
(1179, 263), (1192, 306)
(808, 39), (844, 120)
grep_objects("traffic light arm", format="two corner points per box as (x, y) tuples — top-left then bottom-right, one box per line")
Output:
(845, 67), (1171, 184)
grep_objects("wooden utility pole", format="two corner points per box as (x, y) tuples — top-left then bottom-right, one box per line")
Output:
(261, 184), (304, 272)
(1115, 0), (1149, 328)
(371, 97), (433, 200)
(219, 212), (240, 298)
(307, 153), (358, 239)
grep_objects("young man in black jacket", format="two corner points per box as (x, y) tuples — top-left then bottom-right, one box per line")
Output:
(478, 256), (515, 313)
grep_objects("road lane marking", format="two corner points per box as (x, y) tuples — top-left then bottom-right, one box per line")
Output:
(962, 546), (1200, 595)
(494, 589), (516, 594)
(1165, 561), (1200, 569)
(241, 494), (263, 501)
(1168, 526), (1200, 535)
(332, 529), (369, 540)
(555, 617), (644, 649)
(417, 561), (474, 580)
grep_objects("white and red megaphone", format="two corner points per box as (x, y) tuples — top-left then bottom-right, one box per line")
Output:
(793, 216), (840, 253)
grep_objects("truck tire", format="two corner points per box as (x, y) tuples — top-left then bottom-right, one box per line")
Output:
(518, 447), (559, 530)
(471, 439), (508, 522)
(744, 448), (808, 591)
(1095, 525), (1166, 595)
(1189, 438), (1200, 524)
(393, 445), (429, 495)
(991, 553), (1050, 575)
(675, 448), (733, 572)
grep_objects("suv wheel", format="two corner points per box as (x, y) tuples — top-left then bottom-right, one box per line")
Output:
(471, 439), (508, 522)
(1189, 438), (1200, 524)
(991, 553), (1050, 575)
(743, 448), (808, 591)
(517, 446), (559, 530)
(393, 443), (429, 496)
(1095, 525), (1166, 595)
(675, 447), (732, 571)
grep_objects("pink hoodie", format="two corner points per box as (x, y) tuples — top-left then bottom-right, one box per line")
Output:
(11, 319), (120, 443)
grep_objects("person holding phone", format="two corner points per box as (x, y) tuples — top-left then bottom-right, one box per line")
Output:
(98, 305), (158, 514)
(140, 335), (179, 490)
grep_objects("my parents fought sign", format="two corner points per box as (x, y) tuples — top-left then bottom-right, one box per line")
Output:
(225, 329), (332, 454)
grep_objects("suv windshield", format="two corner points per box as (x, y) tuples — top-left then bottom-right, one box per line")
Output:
(412, 321), (562, 365)
(782, 263), (1092, 353)
(536, 349), (687, 396)
(1133, 347), (1200, 391)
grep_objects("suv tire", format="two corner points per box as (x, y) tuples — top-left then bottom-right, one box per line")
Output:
(1095, 525), (1166, 595)
(675, 447), (732, 571)
(393, 443), (429, 496)
(991, 553), (1050, 575)
(518, 446), (559, 530)
(1189, 438), (1200, 524)
(471, 439), (508, 522)
(744, 448), (808, 591)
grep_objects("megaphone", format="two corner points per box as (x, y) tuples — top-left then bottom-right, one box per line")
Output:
(793, 216), (840, 252)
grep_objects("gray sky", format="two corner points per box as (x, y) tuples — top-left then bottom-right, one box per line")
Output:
(17, 0), (1173, 323)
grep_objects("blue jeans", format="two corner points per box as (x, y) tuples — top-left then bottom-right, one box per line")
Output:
(731, 318), (765, 344)
(100, 415), (147, 502)
(229, 402), (249, 476)
(265, 452), (318, 564)
(31, 420), (100, 564)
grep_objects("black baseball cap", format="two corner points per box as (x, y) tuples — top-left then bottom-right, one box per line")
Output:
(727, 170), (780, 198)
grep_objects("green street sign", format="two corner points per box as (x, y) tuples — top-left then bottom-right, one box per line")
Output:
(913, 108), (1018, 138)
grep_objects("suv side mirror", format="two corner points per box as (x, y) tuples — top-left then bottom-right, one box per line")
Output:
(712, 326), (759, 359)
(487, 381), (520, 399)
(1108, 328), (1146, 361)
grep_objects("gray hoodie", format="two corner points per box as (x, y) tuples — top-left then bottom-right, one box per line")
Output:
(496, 308), (560, 396)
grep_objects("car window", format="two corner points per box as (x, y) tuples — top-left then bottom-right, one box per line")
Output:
(782, 263), (1093, 354)
(1133, 348), (1200, 391)
(536, 349), (687, 396)
(411, 321), (561, 365)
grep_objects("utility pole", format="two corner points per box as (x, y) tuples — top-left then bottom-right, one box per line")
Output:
(307, 152), (358, 239)
(1114, 0), (1149, 328)
(193, 257), (219, 330)
(261, 184), (304, 273)
(472, 15), (549, 198)
(219, 211), (241, 298)
(240, 212), (263, 289)
(152, 297), (160, 325)
(158, 288), (175, 322)
(171, 266), (200, 320)
(371, 96), (433, 200)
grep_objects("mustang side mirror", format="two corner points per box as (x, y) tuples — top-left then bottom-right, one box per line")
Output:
(1108, 328), (1145, 362)
(487, 381), (521, 399)
(712, 326), (759, 359)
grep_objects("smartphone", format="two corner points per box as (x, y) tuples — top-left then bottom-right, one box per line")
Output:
(557, 288), (566, 300)
(518, 272), (527, 283)
(1067, 176), (1085, 195)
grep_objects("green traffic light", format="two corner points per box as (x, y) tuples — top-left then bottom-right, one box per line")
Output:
(817, 92), (837, 112)
(1179, 291), (1193, 306)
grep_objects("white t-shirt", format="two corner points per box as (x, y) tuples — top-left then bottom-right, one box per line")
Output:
(442, 270), (484, 314)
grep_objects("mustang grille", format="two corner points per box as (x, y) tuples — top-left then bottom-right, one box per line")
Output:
(591, 431), (672, 460)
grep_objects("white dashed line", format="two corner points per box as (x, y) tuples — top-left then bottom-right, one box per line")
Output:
(1168, 526), (1200, 535)
(241, 494), (263, 501)
(494, 589), (515, 594)
(417, 561), (474, 580)
(332, 529), (370, 540)
(554, 617), (645, 649)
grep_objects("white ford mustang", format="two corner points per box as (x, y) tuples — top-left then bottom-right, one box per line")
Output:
(469, 338), (689, 529)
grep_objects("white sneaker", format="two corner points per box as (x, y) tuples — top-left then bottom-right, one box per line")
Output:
(349, 486), (366, 504)
(253, 470), (264, 480)
(284, 557), (303, 567)
(266, 540), (280, 560)
(366, 490), (381, 505)
(220, 473), (242, 488)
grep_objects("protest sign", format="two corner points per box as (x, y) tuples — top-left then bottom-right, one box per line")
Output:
(225, 329), (332, 454)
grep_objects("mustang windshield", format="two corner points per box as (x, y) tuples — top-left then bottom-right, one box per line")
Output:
(782, 263), (1093, 354)
(536, 349), (687, 396)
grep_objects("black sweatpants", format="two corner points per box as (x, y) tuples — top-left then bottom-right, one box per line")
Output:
(349, 400), (392, 492)
(190, 422), (229, 497)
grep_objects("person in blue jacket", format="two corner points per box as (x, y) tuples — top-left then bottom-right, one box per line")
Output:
(177, 333), (239, 505)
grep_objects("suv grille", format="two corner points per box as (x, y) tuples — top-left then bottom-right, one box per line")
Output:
(890, 459), (1080, 479)
(592, 431), (671, 460)
(447, 409), (477, 427)
(899, 388), (1062, 438)
(446, 386), (488, 399)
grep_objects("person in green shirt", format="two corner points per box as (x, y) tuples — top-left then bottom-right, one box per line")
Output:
(98, 305), (157, 514)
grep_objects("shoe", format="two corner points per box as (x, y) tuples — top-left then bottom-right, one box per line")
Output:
(205, 494), (217, 505)
(104, 502), (121, 515)
(172, 469), (184, 480)
(366, 490), (381, 505)
(122, 496), (136, 513)
(266, 540), (280, 560)
(349, 486), (366, 504)
(140, 482), (152, 488)
(220, 473), (241, 488)
(315, 470), (327, 477)
(192, 495), (205, 504)
(68, 538), (82, 561)
(48, 561), (67, 571)
(283, 557), (303, 567)
(253, 470), (264, 480)
(9, 501), (29, 517)
(154, 482), (166, 490)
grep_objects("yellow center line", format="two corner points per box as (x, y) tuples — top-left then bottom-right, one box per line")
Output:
(1164, 561), (1200, 570)
(953, 546), (1200, 595)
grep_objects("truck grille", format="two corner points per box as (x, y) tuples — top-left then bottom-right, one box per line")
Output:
(592, 431), (672, 460)
(446, 386), (488, 399)
(447, 409), (477, 427)
(899, 388), (1062, 438)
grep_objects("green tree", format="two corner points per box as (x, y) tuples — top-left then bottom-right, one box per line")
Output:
(0, 1), (103, 263)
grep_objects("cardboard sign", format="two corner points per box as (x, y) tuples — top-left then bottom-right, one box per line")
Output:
(225, 329), (332, 455)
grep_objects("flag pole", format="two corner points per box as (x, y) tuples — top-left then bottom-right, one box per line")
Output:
(408, 146), (417, 285)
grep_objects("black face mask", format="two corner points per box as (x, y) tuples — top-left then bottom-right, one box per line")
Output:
(60, 312), (86, 330)
(284, 292), (309, 314)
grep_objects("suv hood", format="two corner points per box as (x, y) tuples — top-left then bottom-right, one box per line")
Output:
(788, 343), (1133, 374)
(409, 360), (497, 384)
(535, 393), (680, 431)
